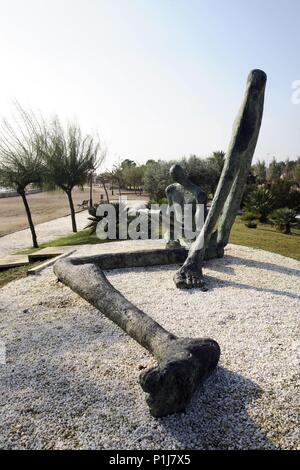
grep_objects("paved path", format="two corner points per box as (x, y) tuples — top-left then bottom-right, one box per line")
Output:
(0, 211), (89, 257)
(0, 200), (149, 257)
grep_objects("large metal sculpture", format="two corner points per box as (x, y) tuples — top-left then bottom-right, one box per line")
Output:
(174, 69), (267, 289)
(54, 70), (267, 417)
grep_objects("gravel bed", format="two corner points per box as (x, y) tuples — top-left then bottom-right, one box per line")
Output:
(0, 242), (299, 449)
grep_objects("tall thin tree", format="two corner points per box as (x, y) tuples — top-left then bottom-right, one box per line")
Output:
(43, 119), (103, 232)
(0, 104), (44, 248)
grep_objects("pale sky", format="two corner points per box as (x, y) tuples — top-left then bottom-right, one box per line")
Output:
(0, 0), (300, 169)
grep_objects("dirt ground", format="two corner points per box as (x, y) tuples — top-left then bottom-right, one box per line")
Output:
(0, 187), (147, 237)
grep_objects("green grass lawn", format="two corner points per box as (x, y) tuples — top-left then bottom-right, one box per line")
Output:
(44, 229), (105, 247)
(229, 217), (300, 261)
(18, 229), (110, 255)
(1, 219), (299, 288)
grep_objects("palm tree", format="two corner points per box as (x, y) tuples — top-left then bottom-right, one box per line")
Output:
(244, 186), (275, 223)
(43, 119), (103, 232)
(0, 105), (44, 247)
(252, 159), (267, 183)
(269, 208), (299, 234)
(85, 201), (137, 239)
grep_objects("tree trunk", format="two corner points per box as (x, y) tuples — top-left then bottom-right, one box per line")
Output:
(66, 189), (77, 232)
(102, 181), (110, 203)
(89, 173), (93, 208)
(116, 178), (121, 196)
(19, 190), (38, 248)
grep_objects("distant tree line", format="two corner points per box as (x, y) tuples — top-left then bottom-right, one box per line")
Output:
(97, 151), (226, 202)
(99, 152), (300, 235)
(102, 152), (300, 207)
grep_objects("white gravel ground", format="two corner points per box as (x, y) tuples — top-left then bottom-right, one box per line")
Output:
(0, 241), (299, 450)
(0, 211), (89, 257)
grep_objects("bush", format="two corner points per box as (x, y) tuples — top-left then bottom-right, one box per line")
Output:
(183, 155), (221, 195)
(268, 179), (292, 209)
(244, 186), (275, 223)
(286, 188), (300, 211)
(268, 208), (299, 234)
(146, 197), (168, 207)
(85, 202), (135, 238)
(143, 160), (173, 200)
(241, 211), (259, 228)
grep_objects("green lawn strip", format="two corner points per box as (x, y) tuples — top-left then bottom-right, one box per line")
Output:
(17, 229), (110, 255)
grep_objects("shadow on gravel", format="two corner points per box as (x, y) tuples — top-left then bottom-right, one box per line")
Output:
(213, 254), (300, 278)
(160, 367), (278, 450)
(1, 314), (278, 449)
(202, 274), (300, 301)
(113, 263), (300, 301)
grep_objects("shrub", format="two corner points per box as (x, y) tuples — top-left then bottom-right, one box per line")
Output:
(183, 155), (221, 195)
(268, 179), (293, 209)
(241, 211), (259, 228)
(268, 208), (299, 234)
(85, 202), (137, 239)
(143, 160), (173, 200)
(286, 188), (300, 211)
(244, 186), (275, 223)
(146, 197), (168, 207)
